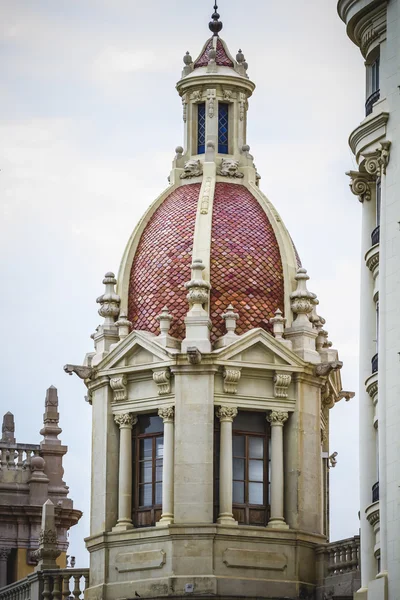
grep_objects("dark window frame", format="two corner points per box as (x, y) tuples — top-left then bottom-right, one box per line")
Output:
(132, 416), (163, 527)
(218, 101), (229, 154)
(197, 102), (206, 154)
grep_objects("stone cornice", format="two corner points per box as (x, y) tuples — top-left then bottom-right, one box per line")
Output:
(349, 112), (389, 161)
(176, 73), (255, 98)
(338, 0), (387, 54)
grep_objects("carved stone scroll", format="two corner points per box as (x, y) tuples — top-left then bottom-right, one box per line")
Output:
(110, 376), (128, 402)
(223, 368), (242, 394)
(274, 373), (292, 399)
(153, 369), (171, 395)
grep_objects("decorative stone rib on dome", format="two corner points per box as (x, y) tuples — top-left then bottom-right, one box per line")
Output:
(210, 183), (284, 340)
(128, 184), (200, 338)
(194, 38), (234, 68)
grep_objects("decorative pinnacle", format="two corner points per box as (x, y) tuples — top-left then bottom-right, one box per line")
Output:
(209, 2), (223, 36)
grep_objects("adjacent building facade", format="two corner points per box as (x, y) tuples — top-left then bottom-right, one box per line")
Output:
(62, 7), (359, 599)
(0, 388), (81, 588)
(338, 1), (399, 599)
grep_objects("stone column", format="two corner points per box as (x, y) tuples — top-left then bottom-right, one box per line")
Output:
(0, 548), (10, 588)
(267, 410), (289, 529)
(216, 406), (238, 525)
(158, 407), (175, 525)
(114, 413), (137, 530)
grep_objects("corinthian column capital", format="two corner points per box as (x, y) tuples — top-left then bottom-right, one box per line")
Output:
(158, 406), (175, 423)
(114, 413), (137, 429)
(267, 410), (289, 427)
(216, 406), (238, 423)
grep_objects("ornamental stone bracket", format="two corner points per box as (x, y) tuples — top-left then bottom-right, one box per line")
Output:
(274, 373), (292, 399)
(223, 367), (242, 394)
(110, 376), (128, 402)
(314, 361), (343, 377)
(63, 364), (94, 380)
(346, 170), (373, 203)
(361, 141), (391, 177)
(153, 369), (171, 395)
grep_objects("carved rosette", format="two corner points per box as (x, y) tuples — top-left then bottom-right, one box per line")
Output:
(274, 373), (292, 399)
(153, 369), (171, 395)
(114, 413), (137, 429)
(223, 368), (242, 394)
(216, 406), (238, 423)
(158, 406), (174, 423)
(110, 376), (128, 402)
(267, 410), (289, 426)
(347, 171), (372, 203)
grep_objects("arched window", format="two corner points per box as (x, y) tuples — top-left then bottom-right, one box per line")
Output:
(132, 414), (164, 527)
(197, 103), (206, 154)
(218, 102), (229, 154)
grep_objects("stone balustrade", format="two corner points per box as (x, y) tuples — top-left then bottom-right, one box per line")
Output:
(326, 536), (360, 575)
(0, 443), (40, 471)
(0, 568), (89, 600)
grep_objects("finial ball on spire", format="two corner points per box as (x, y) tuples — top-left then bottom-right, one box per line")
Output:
(209, 2), (223, 36)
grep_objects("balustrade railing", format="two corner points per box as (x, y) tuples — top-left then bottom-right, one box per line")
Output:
(371, 225), (380, 246)
(372, 481), (380, 503)
(372, 353), (378, 374)
(365, 89), (380, 116)
(0, 443), (40, 471)
(325, 536), (360, 576)
(0, 568), (89, 600)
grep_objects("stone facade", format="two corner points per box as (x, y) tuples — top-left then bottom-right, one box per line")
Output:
(338, 1), (399, 598)
(0, 388), (82, 588)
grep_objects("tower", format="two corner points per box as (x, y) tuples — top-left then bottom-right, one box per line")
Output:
(338, 1), (398, 599)
(69, 5), (353, 599)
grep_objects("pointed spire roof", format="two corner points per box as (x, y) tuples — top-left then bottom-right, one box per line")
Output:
(194, 37), (234, 69)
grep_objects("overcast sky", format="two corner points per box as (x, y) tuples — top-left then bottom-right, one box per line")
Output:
(1, 0), (365, 566)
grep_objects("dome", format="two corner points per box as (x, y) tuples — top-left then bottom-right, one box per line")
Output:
(116, 22), (302, 349)
(127, 183), (286, 342)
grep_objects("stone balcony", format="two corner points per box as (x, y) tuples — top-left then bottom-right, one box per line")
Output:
(337, 0), (387, 57)
(366, 500), (380, 558)
(316, 536), (361, 599)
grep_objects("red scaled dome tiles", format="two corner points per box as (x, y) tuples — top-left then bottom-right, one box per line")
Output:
(194, 38), (234, 68)
(210, 183), (284, 341)
(128, 184), (200, 339)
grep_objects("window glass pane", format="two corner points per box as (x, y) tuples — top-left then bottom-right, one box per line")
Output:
(156, 459), (163, 482)
(218, 102), (229, 154)
(139, 484), (152, 507)
(138, 415), (164, 434)
(234, 411), (264, 433)
(249, 437), (264, 459)
(233, 435), (245, 457)
(156, 436), (164, 459)
(249, 460), (263, 482)
(155, 482), (162, 505)
(233, 458), (245, 480)
(140, 438), (153, 459)
(198, 103), (206, 154)
(249, 482), (263, 505)
(140, 461), (152, 483)
(233, 481), (244, 504)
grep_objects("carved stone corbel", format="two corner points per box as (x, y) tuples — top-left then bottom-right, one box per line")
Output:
(153, 369), (171, 395)
(362, 141), (391, 178)
(274, 372), (292, 399)
(314, 361), (343, 377)
(223, 368), (242, 394)
(338, 390), (355, 402)
(63, 364), (93, 380)
(346, 170), (372, 203)
(110, 376), (128, 402)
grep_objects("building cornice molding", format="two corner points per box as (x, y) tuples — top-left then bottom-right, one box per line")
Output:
(349, 112), (389, 161)
(338, 0), (387, 54)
